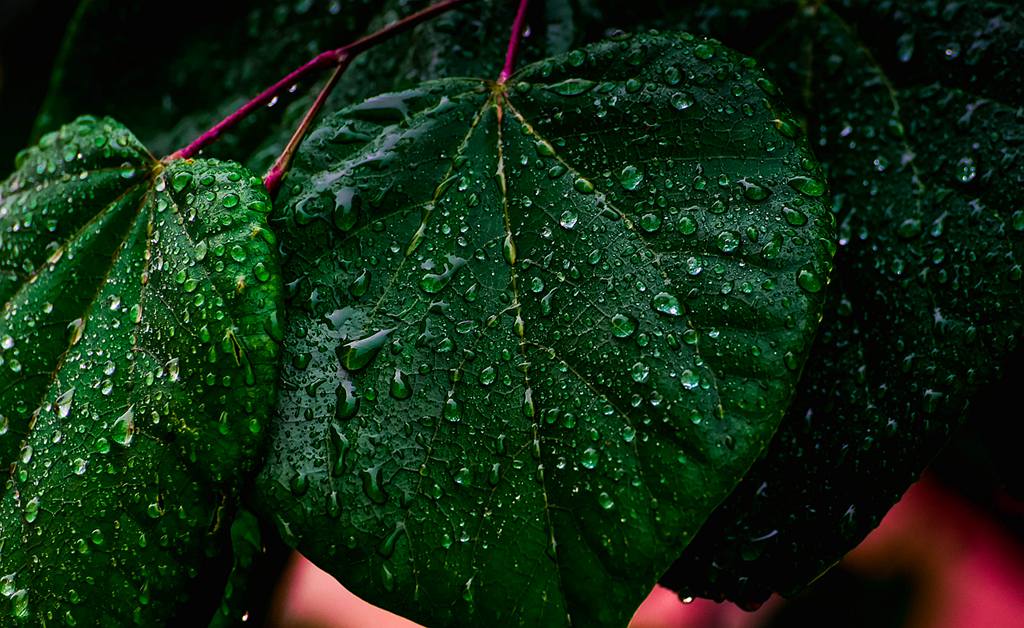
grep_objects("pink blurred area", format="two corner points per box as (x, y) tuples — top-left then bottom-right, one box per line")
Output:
(266, 475), (1024, 627)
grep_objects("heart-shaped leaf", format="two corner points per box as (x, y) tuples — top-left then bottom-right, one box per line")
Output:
(255, 33), (834, 626)
(0, 116), (282, 624)
(645, 0), (1024, 605)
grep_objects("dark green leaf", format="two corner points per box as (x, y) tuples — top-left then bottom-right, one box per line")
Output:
(649, 0), (1024, 605)
(255, 33), (833, 626)
(0, 116), (283, 624)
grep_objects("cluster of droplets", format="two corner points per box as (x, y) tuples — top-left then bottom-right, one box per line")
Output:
(0, 117), (282, 624)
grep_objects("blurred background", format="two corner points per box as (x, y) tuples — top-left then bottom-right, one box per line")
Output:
(265, 473), (1024, 628)
(3, 2), (1021, 626)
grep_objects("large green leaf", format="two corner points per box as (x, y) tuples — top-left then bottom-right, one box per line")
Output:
(643, 0), (1024, 605)
(0, 116), (283, 623)
(255, 33), (834, 626)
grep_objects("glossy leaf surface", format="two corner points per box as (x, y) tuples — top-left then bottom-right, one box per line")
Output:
(256, 34), (833, 626)
(0, 116), (283, 624)
(648, 0), (1024, 605)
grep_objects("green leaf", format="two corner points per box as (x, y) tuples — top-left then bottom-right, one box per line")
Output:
(649, 0), (1024, 605)
(0, 116), (283, 624)
(255, 33), (834, 626)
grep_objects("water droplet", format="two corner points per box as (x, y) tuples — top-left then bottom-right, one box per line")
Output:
(897, 218), (923, 239)
(10, 589), (28, 619)
(479, 366), (496, 386)
(670, 92), (694, 111)
(171, 171), (192, 192)
(340, 329), (393, 371)
(581, 447), (598, 469)
(573, 178), (595, 194)
(111, 406), (135, 446)
(389, 369), (413, 400)
(740, 180), (770, 202)
(444, 396), (461, 422)
(677, 216), (697, 235)
(56, 388), (75, 418)
(680, 369), (699, 390)
(955, 156), (977, 183)
(693, 43), (714, 60)
(559, 209), (578, 230)
(788, 176), (826, 197)
(24, 496), (40, 523)
(420, 258), (465, 294)
(781, 206), (807, 226)
(335, 381), (359, 420)
(361, 466), (387, 504)
(618, 165), (644, 191)
(716, 231), (741, 253)
(1011, 210), (1024, 232)
(549, 79), (596, 96)
(611, 313), (637, 338)
(797, 268), (824, 293)
(631, 361), (650, 383)
(652, 292), (682, 316)
(640, 213), (662, 232)
(254, 261), (272, 282)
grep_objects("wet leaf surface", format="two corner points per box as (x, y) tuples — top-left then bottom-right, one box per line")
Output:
(255, 33), (833, 626)
(0, 116), (283, 623)
(644, 0), (1024, 606)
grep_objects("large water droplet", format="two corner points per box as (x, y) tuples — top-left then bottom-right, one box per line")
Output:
(390, 369), (413, 400)
(796, 268), (824, 293)
(611, 313), (637, 338)
(340, 329), (393, 371)
(618, 165), (644, 191)
(652, 292), (682, 316)
(56, 388), (75, 418)
(111, 406), (135, 446)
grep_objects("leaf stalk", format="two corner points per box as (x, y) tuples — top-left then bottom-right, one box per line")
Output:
(166, 0), (474, 163)
(498, 0), (530, 84)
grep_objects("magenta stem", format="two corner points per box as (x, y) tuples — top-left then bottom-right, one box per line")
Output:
(264, 60), (348, 197)
(166, 0), (474, 162)
(167, 51), (339, 161)
(498, 0), (530, 83)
